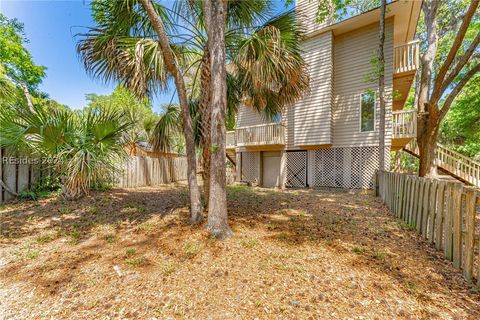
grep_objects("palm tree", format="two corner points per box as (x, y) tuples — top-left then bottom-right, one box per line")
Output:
(0, 103), (132, 198)
(77, 0), (309, 236)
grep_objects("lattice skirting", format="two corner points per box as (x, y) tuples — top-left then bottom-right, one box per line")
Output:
(310, 146), (390, 189)
(240, 151), (260, 182)
(287, 151), (307, 187)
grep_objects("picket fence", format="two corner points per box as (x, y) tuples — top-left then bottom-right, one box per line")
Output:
(376, 171), (480, 286)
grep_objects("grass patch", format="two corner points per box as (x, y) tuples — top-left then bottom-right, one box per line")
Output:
(240, 238), (258, 248)
(183, 241), (202, 259)
(136, 222), (156, 232)
(371, 249), (388, 261)
(85, 206), (97, 214)
(35, 228), (61, 244)
(58, 207), (72, 215)
(352, 246), (365, 255)
(68, 228), (82, 245)
(397, 220), (416, 231)
(160, 261), (177, 275)
(276, 232), (288, 241)
(25, 248), (40, 260)
(125, 257), (146, 267)
(125, 248), (136, 258)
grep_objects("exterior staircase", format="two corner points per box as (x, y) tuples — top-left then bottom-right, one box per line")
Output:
(226, 149), (236, 166)
(404, 141), (480, 188)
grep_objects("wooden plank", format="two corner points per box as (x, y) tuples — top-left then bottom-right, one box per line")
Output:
(452, 183), (463, 269)
(409, 177), (417, 226)
(0, 148), (3, 203)
(463, 187), (476, 281)
(435, 182), (446, 250)
(416, 179), (425, 233)
(444, 183), (454, 261)
(427, 180), (438, 243)
(421, 179), (431, 238)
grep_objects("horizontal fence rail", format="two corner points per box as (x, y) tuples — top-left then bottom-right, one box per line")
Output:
(394, 40), (420, 74)
(392, 110), (417, 138)
(405, 141), (480, 188)
(235, 123), (286, 147)
(376, 171), (480, 286)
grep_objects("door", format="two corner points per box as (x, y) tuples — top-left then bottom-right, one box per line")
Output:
(262, 151), (281, 188)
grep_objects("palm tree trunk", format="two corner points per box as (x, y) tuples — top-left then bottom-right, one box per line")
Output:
(140, 0), (202, 223)
(200, 51), (212, 207)
(378, 0), (386, 171)
(203, 0), (232, 239)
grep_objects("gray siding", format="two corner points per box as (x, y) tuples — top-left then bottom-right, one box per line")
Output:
(290, 31), (333, 147)
(332, 19), (394, 147)
(296, 0), (332, 35)
(236, 104), (265, 128)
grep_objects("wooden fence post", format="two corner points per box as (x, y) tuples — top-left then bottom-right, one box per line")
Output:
(452, 183), (464, 269)
(427, 180), (438, 243)
(434, 182), (446, 250)
(421, 179), (431, 238)
(444, 183), (454, 261)
(463, 187), (476, 281)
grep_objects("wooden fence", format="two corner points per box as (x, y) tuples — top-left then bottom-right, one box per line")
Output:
(0, 149), (188, 203)
(376, 171), (480, 286)
(0, 149), (53, 203)
(115, 156), (187, 188)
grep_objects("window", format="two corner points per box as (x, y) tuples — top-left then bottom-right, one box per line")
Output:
(360, 91), (375, 132)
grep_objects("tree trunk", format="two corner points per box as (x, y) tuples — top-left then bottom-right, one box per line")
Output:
(378, 0), (386, 171)
(200, 51), (212, 208)
(417, 110), (439, 177)
(203, 0), (232, 239)
(140, 0), (203, 224)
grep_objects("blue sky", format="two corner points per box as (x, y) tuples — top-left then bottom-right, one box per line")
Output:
(1, 0), (291, 113)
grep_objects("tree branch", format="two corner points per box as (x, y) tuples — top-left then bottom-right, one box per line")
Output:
(433, 31), (480, 104)
(431, 0), (479, 97)
(439, 63), (480, 120)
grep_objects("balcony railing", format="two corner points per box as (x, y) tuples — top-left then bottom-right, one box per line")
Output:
(394, 40), (420, 74)
(392, 109), (416, 139)
(226, 131), (236, 148)
(235, 123), (286, 147)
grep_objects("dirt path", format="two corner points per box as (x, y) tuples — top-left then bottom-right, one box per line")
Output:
(1, 185), (479, 319)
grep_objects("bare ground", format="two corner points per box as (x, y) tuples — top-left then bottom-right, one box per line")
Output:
(0, 184), (479, 319)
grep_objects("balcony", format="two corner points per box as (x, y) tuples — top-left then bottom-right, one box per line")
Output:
(226, 123), (286, 149)
(394, 40), (420, 75)
(392, 109), (416, 150)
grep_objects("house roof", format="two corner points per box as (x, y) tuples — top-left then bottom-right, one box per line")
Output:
(305, 0), (422, 46)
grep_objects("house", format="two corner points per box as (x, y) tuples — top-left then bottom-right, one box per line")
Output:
(226, 0), (422, 189)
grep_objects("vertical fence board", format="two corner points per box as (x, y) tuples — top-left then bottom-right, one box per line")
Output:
(421, 179), (431, 238)
(435, 182), (446, 250)
(452, 183), (464, 269)
(463, 188), (476, 281)
(427, 180), (438, 243)
(416, 180), (425, 232)
(444, 184), (454, 261)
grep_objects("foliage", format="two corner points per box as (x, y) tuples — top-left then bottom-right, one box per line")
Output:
(0, 13), (46, 89)
(84, 85), (159, 144)
(0, 104), (133, 198)
(441, 75), (480, 159)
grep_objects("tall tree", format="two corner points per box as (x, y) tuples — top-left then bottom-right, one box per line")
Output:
(416, 0), (479, 176)
(378, 0), (386, 170)
(78, 0), (203, 223)
(203, 0), (232, 239)
(138, 0), (203, 223)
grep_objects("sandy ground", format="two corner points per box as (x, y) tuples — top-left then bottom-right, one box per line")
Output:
(1, 184), (479, 319)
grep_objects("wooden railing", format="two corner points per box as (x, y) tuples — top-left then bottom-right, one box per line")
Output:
(392, 109), (416, 138)
(394, 40), (420, 74)
(226, 131), (236, 148)
(405, 141), (480, 188)
(236, 123), (286, 147)
(376, 171), (480, 286)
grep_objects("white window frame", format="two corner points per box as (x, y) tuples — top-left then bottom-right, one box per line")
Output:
(359, 91), (376, 133)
